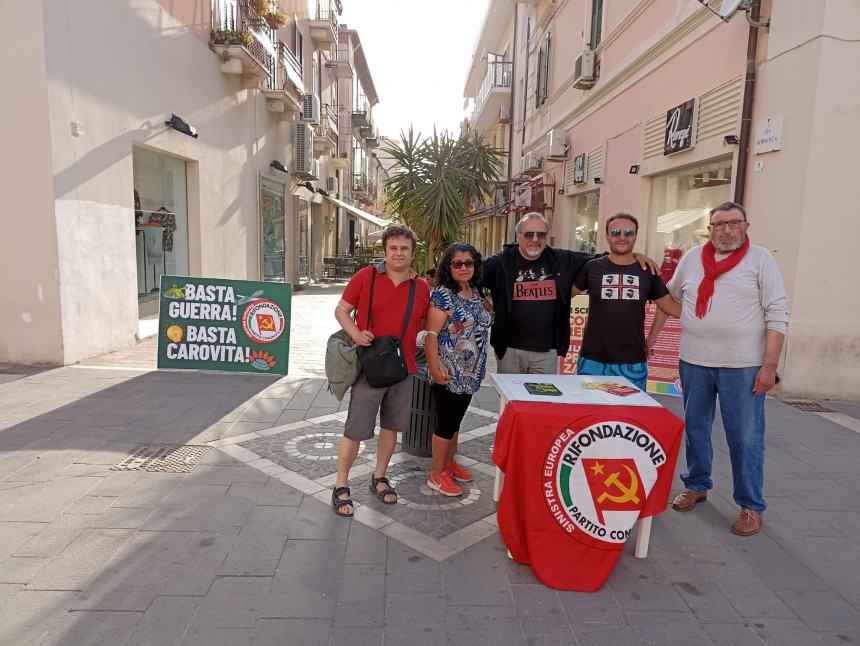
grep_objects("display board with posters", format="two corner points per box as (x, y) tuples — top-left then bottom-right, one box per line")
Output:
(157, 276), (291, 375)
(559, 295), (682, 396)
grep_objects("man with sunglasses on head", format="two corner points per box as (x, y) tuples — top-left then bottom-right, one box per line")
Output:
(571, 213), (680, 390)
(648, 202), (788, 537)
(482, 211), (656, 374)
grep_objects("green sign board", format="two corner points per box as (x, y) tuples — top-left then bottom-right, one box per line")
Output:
(157, 275), (291, 375)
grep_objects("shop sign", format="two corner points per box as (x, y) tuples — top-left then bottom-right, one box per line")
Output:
(664, 98), (698, 156)
(559, 295), (682, 396)
(573, 153), (587, 184)
(157, 276), (291, 375)
(754, 115), (783, 154)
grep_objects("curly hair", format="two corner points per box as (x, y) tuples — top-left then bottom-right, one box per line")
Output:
(381, 224), (417, 251)
(436, 243), (483, 294)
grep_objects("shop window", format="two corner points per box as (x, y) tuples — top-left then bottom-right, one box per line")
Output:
(646, 158), (733, 273)
(261, 177), (286, 282)
(298, 197), (310, 282)
(570, 190), (599, 253)
(132, 147), (188, 300)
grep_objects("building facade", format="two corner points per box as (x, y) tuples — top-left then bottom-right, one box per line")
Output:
(463, 0), (860, 399)
(0, 0), (386, 366)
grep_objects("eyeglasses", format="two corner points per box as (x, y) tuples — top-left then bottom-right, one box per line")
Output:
(609, 229), (637, 238)
(450, 259), (475, 270)
(522, 231), (548, 240)
(709, 219), (745, 231)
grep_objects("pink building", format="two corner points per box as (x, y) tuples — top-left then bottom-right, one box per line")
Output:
(464, 0), (860, 399)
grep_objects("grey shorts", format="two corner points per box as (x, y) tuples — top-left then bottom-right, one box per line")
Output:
(343, 374), (413, 441)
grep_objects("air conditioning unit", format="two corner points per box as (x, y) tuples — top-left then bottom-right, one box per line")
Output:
(513, 183), (532, 207)
(546, 129), (567, 159)
(499, 104), (511, 124)
(302, 93), (321, 125)
(326, 176), (339, 193)
(573, 49), (596, 89)
(521, 152), (541, 175)
(294, 123), (314, 175)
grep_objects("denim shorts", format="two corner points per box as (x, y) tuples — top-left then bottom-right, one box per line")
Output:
(575, 357), (648, 391)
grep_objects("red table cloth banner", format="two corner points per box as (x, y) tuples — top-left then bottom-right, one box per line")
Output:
(493, 401), (684, 591)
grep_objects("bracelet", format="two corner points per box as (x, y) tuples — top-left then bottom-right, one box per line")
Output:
(426, 330), (439, 337)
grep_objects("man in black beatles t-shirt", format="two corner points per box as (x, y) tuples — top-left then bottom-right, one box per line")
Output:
(572, 213), (680, 390)
(481, 212), (659, 375)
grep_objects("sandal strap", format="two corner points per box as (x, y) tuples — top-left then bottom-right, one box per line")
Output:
(333, 497), (353, 509)
(371, 476), (390, 486)
(333, 486), (351, 497)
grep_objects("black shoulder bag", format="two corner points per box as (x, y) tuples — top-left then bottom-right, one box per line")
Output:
(356, 269), (417, 388)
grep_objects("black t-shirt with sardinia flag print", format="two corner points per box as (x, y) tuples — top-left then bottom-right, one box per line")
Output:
(574, 256), (669, 364)
(508, 253), (557, 352)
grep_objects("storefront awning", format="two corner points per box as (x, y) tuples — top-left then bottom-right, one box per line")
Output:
(656, 208), (709, 234)
(323, 195), (391, 228)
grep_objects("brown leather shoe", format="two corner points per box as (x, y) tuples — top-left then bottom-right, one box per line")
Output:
(672, 489), (708, 511)
(731, 508), (762, 536)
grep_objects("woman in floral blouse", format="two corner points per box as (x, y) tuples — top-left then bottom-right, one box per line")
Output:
(424, 243), (492, 497)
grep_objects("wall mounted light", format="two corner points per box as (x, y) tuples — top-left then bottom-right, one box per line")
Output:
(629, 165), (640, 174)
(165, 114), (198, 138)
(724, 135), (740, 145)
(270, 160), (288, 173)
(593, 177), (604, 184)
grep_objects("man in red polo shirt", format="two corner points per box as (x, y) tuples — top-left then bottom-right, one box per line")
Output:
(331, 225), (430, 516)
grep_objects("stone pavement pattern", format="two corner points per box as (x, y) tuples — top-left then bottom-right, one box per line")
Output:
(0, 284), (860, 644)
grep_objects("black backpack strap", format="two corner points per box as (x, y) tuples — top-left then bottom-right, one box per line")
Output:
(365, 267), (377, 331)
(398, 278), (417, 341)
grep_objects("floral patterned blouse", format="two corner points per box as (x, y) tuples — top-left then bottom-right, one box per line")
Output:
(430, 286), (492, 395)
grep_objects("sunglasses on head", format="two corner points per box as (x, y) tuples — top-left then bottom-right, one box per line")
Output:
(609, 229), (636, 238)
(450, 259), (475, 269)
(522, 231), (548, 240)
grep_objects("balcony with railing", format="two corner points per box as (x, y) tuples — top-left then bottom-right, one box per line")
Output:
(325, 42), (354, 79)
(261, 42), (305, 117)
(309, 0), (339, 48)
(352, 172), (369, 197)
(210, 0), (277, 83)
(314, 104), (341, 156)
(470, 60), (512, 134)
(352, 97), (370, 128)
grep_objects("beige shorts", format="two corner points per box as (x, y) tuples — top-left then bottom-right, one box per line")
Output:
(343, 374), (413, 441)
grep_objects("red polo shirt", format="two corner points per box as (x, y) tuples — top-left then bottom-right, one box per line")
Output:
(342, 263), (430, 373)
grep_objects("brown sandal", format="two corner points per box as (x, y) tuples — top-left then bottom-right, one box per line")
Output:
(369, 476), (397, 504)
(332, 486), (354, 517)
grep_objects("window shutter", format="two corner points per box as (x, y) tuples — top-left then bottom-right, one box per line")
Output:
(535, 41), (544, 108)
(542, 34), (551, 103)
(590, 0), (603, 49)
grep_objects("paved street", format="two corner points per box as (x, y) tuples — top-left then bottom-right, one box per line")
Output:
(1, 284), (860, 645)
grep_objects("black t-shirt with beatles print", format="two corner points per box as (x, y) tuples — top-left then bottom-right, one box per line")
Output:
(509, 253), (558, 352)
(574, 256), (669, 364)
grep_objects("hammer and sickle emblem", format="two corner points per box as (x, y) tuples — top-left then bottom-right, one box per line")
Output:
(597, 465), (640, 505)
(258, 316), (275, 331)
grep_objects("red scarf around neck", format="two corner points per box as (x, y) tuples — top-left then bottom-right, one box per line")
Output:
(696, 237), (750, 318)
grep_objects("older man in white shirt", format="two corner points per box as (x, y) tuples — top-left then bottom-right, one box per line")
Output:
(648, 201), (789, 536)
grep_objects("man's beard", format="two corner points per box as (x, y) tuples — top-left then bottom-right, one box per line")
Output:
(524, 247), (542, 258)
(713, 234), (745, 253)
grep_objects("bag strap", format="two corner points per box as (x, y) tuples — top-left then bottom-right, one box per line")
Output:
(365, 267), (377, 331)
(399, 278), (417, 341)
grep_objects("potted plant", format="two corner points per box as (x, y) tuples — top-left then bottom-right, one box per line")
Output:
(265, 8), (288, 29)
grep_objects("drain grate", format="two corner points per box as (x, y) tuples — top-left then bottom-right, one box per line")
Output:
(111, 444), (210, 472)
(783, 401), (835, 413)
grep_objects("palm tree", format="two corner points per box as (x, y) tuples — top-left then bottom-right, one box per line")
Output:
(383, 128), (505, 269)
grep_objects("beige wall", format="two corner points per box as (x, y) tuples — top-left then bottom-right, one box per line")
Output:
(0, 0), (64, 364)
(744, 0), (860, 399)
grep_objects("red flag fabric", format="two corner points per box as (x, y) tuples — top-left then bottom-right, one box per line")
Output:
(493, 402), (683, 591)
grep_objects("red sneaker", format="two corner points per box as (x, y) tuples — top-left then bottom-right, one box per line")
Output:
(427, 471), (462, 497)
(447, 460), (473, 483)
